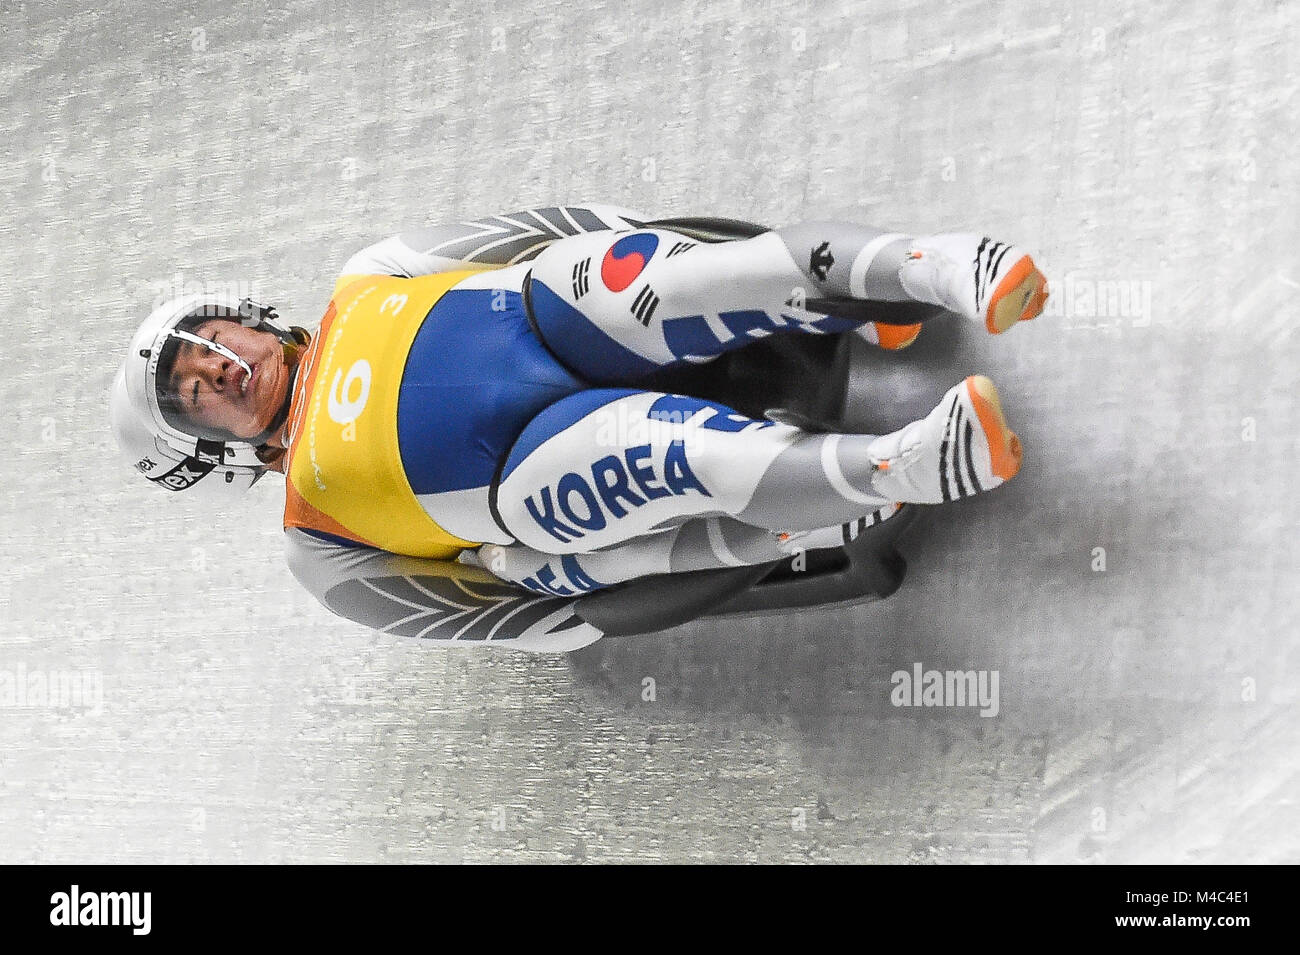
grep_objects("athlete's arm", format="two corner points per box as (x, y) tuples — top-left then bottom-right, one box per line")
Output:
(284, 528), (603, 651)
(337, 204), (649, 280)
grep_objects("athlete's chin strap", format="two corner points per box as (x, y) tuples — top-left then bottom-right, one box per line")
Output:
(239, 299), (312, 447)
(252, 331), (310, 448)
(258, 350), (301, 448)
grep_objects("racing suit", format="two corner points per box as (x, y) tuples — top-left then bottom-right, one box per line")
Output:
(285, 205), (927, 650)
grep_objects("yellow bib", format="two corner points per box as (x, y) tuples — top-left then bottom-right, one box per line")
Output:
(283, 271), (482, 559)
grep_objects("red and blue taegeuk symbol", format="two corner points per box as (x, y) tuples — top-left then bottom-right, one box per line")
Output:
(600, 233), (659, 292)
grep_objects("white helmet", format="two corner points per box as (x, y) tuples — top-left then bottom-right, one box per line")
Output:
(108, 293), (308, 500)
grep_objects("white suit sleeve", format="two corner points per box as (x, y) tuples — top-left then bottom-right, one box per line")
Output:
(338, 204), (651, 279)
(284, 529), (604, 652)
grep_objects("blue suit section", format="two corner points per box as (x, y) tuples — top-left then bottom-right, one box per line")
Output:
(527, 280), (663, 383)
(499, 388), (640, 484)
(396, 289), (585, 495)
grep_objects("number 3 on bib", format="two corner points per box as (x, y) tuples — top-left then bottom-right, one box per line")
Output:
(329, 359), (372, 441)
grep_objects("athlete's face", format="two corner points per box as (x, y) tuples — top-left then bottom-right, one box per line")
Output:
(165, 320), (290, 443)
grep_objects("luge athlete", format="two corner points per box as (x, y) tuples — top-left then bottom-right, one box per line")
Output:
(110, 204), (1047, 651)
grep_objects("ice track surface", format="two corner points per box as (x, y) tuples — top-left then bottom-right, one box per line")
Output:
(0, 0), (1296, 863)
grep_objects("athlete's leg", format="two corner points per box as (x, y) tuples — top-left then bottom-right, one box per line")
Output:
(777, 223), (1049, 336)
(526, 228), (851, 382)
(492, 381), (1020, 556)
(525, 223), (1048, 382)
(473, 506), (903, 595)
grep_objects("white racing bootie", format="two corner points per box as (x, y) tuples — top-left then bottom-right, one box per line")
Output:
(867, 376), (1022, 504)
(899, 234), (1049, 334)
